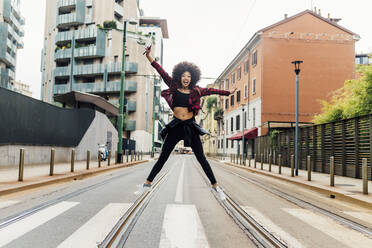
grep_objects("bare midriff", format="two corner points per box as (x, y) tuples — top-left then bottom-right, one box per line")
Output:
(173, 107), (194, 120)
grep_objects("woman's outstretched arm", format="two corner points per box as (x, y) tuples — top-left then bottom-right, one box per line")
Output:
(145, 47), (172, 86)
(199, 85), (237, 96)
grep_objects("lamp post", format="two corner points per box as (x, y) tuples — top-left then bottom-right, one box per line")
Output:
(291, 60), (303, 176)
(242, 105), (245, 165)
(101, 19), (138, 163)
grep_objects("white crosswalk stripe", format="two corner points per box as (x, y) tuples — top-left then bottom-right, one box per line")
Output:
(57, 203), (132, 248)
(0, 201), (79, 247)
(159, 204), (210, 248)
(342, 211), (372, 224)
(0, 200), (20, 209)
(241, 206), (304, 248)
(283, 208), (372, 248)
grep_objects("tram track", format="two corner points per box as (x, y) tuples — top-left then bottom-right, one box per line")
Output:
(192, 157), (288, 248)
(212, 160), (372, 239)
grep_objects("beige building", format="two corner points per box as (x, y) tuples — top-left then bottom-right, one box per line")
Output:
(41, 0), (168, 152)
(12, 80), (32, 97)
(0, 0), (24, 91)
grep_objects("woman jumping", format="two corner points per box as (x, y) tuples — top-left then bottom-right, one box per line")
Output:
(142, 46), (236, 200)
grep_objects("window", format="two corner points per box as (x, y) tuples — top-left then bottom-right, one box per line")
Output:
(253, 108), (256, 127)
(252, 51), (257, 66)
(225, 99), (229, 109)
(237, 90), (241, 102)
(237, 67), (241, 80)
(252, 78), (256, 94)
(244, 59), (249, 73)
(236, 115), (240, 130)
(226, 138), (228, 148)
(218, 140), (220, 149)
(244, 85), (248, 98)
(114, 56), (118, 63)
(230, 95), (234, 106)
(232, 73), (235, 84)
(231, 117), (234, 132)
(225, 79), (229, 89)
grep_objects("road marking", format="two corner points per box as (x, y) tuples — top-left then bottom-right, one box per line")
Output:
(0, 200), (20, 209)
(343, 211), (372, 224)
(175, 161), (185, 203)
(0, 201), (79, 247)
(159, 204), (210, 248)
(283, 208), (372, 248)
(241, 206), (304, 248)
(57, 203), (132, 248)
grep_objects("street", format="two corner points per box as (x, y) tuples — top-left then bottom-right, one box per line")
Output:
(0, 155), (372, 248)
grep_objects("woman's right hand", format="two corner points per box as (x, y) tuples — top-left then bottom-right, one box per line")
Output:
(145, 46), (154, 63)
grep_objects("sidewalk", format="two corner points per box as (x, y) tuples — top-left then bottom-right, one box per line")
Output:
(210, 156), (372, 210)
(0, 154), (158, 196)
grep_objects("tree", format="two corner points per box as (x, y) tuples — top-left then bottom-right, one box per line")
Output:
(313, 62), (372, 124)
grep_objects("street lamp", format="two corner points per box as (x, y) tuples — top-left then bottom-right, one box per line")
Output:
(242, 104), (245, 165)
(100, 18), (138, 163)
(291, 60), (303, 176)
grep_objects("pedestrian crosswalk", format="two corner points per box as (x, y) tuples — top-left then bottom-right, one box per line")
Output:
(0, 200), (372, 247)
(0, 200), (20, 209)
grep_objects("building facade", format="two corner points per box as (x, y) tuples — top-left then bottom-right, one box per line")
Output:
(12, 80), (32, 97)
(41, 0), (168, 152)
(216, 9), (359, 156)
(0, 0), (24, 91)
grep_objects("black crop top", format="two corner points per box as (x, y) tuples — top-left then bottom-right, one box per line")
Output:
(173, 90), (189, 107)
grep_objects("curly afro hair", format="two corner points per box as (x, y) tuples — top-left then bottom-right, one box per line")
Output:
(172, 61), (201, 88)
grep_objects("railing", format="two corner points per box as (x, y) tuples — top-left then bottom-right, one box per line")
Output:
(6, 38), (17, 53)
(125, 120), (136, 131)
(55, 27), (98, 43)
(73, 64), (104, 76)
(54, 49), (72, 60)
(53, 84), (69, 95)
(255, 114), (372, 180)
(57, 0), (77, 9)
(54, 66), (70, 77)
(106, 80), (137, 93)
(74, 46), (105, 58)
(114, 3), (124, 17)
(107, 62), (138, 74)
(57, 12), (83, 27)
(126, 100), (136, 112)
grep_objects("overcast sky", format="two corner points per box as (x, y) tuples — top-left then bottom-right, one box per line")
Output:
(17, 0), (372, 99)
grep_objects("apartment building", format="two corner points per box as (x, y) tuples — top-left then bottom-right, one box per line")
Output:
(216, 9), (359, 156)
(0, 0), (24, 91)
(12, 80), (32, 96)
(41, 0), (168, 152)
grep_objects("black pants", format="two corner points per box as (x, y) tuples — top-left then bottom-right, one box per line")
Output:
(147, 121), (217, 185)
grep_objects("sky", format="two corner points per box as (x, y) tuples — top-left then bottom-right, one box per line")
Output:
(16, 0), (372, 99)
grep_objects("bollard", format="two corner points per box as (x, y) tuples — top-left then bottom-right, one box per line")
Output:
(71, 149), (75, 172)
(240, 155), (242, 165)
(108, 151), (111, 166)
(131, 150), (134, 162)
(126, 150), (129, 163)
(98, 151), (101, 168)
(115, 151), (117, 164)
(87, 150), (90, 170)
(362, 158), (368, 194)
(269, 154), (272, 172)
(291, 155), (294, 177)
(141, 151), (143, 160)
(50, 148), (55, 176)
(307, 155), (311, 181)
(230, 154), (232, 163)
(248, 155), (251, 167)
(278, 154), (282, 174)
(138, 151), (140, 161)
(261, 153), (263, 170)
(18, 148), (25, 182)
(330, 156), (334, 186)
(135, 151), (137, 161)
(254, 153), (257, 168)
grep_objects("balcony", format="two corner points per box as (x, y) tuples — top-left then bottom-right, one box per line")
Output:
(74, 46), (105, 59)
(114, 3), (124, 17)
(7, 38), (17, 52)
(5, 53), (15, 66)
(54, 66), (70, 77)
(53, 84), (69, 95)
(57, 12), (84, 28)
(57, 0), (76, 11)
(125, 120), (136, 131)
(72, 82), (105, 93)
(55, 27), (100, 44)
(126, 100), (136, 112)
(106, 80), (137, 93)
(107, 62), (138, 74)
(54, 48), (72, 61)
(73, 64), (104, 76)
(7, 68), (15, 80)
(10, 11), (24, 36)
(55, 30), (73, 44)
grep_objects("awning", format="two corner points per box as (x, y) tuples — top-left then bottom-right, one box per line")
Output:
(228, 127), (258, 141)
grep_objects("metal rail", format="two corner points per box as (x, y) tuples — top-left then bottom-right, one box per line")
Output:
(216, 161), (372, 238)
(99, 171), (169, 248)
(192, 157), (287, 248)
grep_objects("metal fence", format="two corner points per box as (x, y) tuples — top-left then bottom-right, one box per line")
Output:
(255, 114), (372, 180)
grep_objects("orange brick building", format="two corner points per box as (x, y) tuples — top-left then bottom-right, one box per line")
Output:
(215, 9), (359, 156)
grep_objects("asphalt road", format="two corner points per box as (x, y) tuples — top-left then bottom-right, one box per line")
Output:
(0, 154), (371, 248)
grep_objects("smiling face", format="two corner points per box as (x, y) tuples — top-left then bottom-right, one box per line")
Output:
(180, 71), (191, 88)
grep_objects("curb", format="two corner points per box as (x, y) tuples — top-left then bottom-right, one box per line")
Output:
(209, 158), (372, 210)
(0, 160), (150, 197)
